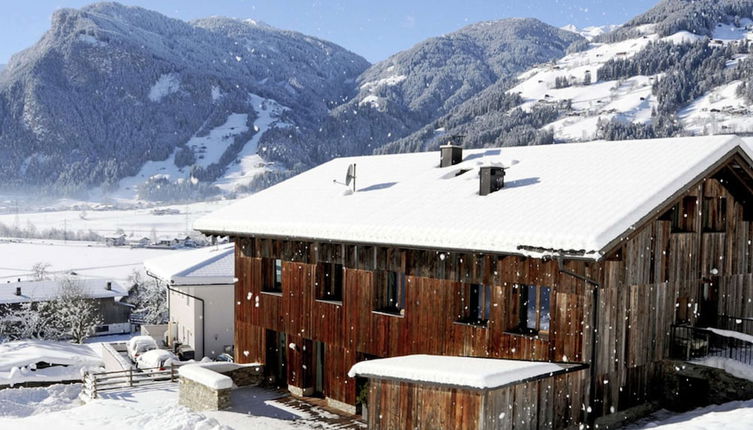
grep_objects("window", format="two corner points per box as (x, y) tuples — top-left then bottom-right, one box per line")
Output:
(510, 285), (551, 336)
(374, 271), (406, 315)
(317, 262), (343, 301)
(262, 258), (283, 293)
(702, 197), (726, 232)
(457, 284), (491, 326)
(671, 196), (697, 233)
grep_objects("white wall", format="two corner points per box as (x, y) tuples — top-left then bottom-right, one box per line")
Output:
(169, 284), (234, 359)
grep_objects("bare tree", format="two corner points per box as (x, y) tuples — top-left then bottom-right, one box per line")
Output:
(54, 277), (103, 344)
(31, 262), (52, 281)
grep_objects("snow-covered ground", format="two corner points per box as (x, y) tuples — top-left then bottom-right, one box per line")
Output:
(0, 341), (103, 387)
(0, 383), (228, 429)
(0, 199), (231, 242)
(626, 399), (753, 430)
(0, 239), (182, 282)
(0, 382), (355, 429)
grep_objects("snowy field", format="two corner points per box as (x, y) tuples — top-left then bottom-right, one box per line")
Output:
(0, 239), (184, 282)
(0, 383), (355, 430)
(0, 199), (232, 241)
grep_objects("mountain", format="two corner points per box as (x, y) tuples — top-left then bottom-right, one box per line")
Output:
(0, 2), (369, 197)
(304, 18), (583, 162)
(380, 0), (753, 153)
(10, 0), (750, 202)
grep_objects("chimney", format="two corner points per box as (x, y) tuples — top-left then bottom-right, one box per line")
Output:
(15, 286), (21, 296)
(106, 281), (112, 291)
(479, 166), (506, 196)
(440, 136), (464, 167)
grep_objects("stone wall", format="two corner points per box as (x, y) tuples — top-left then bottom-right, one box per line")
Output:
(177, 364), (262, 412)
(222, 364), (263, 387)
(178, 377), (231, 411)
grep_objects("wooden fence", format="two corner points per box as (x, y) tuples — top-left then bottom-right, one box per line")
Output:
(83, 364), (179, 399)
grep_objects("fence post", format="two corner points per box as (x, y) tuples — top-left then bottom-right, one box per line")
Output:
(128, 368), (133, 387)
(171, 363), (176, 382)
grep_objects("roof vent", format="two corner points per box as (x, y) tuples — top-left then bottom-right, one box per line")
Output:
(106, 281), (112, 291)
(479, 166), (506, 196)
(440, 136), (464, 167)
(15, 286), (21, 296)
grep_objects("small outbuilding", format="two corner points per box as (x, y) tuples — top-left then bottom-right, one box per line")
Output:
(349, 355), (587, 430)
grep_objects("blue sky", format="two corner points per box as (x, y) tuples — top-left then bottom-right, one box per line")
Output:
(0, 0), (660, 64)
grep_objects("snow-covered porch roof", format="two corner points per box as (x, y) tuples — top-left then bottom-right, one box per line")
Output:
(348, 354), (585, 390)
(194, 135), (753, 260)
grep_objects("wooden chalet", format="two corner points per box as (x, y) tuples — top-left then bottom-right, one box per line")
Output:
(195, 135), (753, 429)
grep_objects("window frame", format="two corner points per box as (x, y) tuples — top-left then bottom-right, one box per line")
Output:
(373, 271), (406, 316)
(671, 196), (698, 233)
(317, 262), (344, 302)
(262, 258), (283, 294)
(456, 283), (492, 327)
(507, 284), (551, 337)
(702, 196), (727, 233)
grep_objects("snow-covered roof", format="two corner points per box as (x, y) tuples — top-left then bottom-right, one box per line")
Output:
(195, 136), (751, 260)
(0, 278), (126, 305)
(0, 340), (102, 372)
(348, 354), (582, 389)
(144, 244), (234, 286)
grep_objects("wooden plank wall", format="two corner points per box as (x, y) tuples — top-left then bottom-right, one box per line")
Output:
(594, 176), (753, 416)
(369, 380), (481, 430)
(233, 239), (594, 409)
(366, 368), (587, 430)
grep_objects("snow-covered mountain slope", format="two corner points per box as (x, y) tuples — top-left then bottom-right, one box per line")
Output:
(300, 18), (584, 163)
(383, 0), (753, 152)
(0, 2), (369, 199)
(6, 0), (753, 204)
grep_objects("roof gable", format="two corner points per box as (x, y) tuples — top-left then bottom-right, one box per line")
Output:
(195, 136), (749, 260)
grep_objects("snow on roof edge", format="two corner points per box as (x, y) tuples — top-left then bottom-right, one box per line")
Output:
(195, 136), (751, 261)
(593, 135), (745, 255)
(348, 354), (584, 390)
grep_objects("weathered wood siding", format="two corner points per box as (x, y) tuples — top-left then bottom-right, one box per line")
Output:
(231, 155), (753, 423)
(594, 171), (753, 416)
(233, 239), (594, 409)
(367, 368), (587, 430)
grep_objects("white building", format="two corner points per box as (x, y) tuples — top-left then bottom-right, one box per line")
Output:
(144, 244), (235, 359)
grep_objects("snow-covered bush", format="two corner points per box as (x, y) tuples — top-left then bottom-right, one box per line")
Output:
(126, 271), (168, 325)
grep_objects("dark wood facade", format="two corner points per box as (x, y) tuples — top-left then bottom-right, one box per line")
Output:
(367, 368), (588, 430)
(230, 150), (753, 426)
